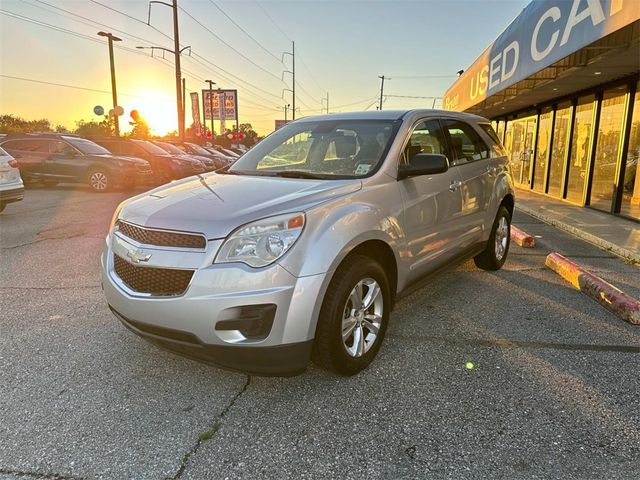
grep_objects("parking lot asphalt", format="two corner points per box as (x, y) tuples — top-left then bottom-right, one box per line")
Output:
(1, 185), (639, 480)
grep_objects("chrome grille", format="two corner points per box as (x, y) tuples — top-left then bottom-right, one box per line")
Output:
(117, 221), (206, 249)
(113, 254), (193, 296)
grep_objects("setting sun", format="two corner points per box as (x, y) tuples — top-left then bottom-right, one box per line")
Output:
(125, 90), (177, 136)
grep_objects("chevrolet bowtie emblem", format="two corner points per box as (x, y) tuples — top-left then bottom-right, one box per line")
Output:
(127, 249), (152, 264)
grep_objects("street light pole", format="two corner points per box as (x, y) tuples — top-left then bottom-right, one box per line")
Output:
(97, 31), (122, 136)
(205, 80), (216, 139)
(378, 75), (385, 111)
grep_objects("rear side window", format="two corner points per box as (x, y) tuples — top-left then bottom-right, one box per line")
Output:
(2, 139), (50, 152)
(441, 120), (490, 166)
(479, 123), (507, 157)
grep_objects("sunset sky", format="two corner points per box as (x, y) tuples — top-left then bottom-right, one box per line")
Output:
(0, 0), (529, 136)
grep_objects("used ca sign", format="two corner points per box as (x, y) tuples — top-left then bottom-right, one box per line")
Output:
(443, 0), (639, 111)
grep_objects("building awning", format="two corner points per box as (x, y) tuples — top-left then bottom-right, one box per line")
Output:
(443, 0), (640, 118)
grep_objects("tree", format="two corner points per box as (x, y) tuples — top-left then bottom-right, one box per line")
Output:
(128, 116), (150, 139)
(0, 114), (52, 134)
(74, 116), (115, 138)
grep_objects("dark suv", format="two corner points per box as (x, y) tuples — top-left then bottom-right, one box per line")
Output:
(94, 138), (204, 183)
(0, 134), (152, 192)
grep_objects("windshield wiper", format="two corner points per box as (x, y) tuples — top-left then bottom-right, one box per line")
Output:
(270, 170), (327, 179)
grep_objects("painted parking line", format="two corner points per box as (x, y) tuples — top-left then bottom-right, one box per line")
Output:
(545, 252), (640, 325)
(511, 225), (536, 248)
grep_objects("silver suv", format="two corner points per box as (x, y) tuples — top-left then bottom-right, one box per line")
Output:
(102, 110), (514, 376)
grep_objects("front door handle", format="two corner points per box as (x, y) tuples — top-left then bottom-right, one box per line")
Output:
(449, 180), (462, 192)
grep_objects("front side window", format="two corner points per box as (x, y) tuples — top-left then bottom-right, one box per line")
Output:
(229, 120), (397, 178)
(401, 119), (448, 165)
(442, 120), (490, 166)
(64, 137), (111, 155)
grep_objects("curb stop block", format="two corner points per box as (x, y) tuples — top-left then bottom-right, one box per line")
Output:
(545, 252), (640, 325)
(511, 226), (536, 248)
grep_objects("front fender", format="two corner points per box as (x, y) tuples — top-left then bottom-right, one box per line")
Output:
(280, 195), (404, 279)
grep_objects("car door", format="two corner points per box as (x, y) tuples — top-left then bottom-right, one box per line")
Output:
(397, 118), (466, 282)
(45, 140), (84, 179)
(441, 118), (493, 243)
(1, 139), (48, 178)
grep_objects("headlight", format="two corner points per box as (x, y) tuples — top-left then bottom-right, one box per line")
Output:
(108, 201), (126, 234)
(215, 212), (305, 268)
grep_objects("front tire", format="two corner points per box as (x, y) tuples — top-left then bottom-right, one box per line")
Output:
(312, 254), (391, 376)
(87, 168), (111, 193)
(474, 205), (511, 271)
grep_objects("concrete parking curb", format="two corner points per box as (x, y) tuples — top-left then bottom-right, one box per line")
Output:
(511, 225), (535, 247)
(516, 204), (640, 264)
(545, 252), (640, 325)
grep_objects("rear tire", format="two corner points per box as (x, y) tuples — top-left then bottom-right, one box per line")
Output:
(312, 254), (390, 376)
(474, 206), (511, 271)
(87, 168), (112, 193)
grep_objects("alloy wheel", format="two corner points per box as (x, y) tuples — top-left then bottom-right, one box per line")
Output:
(494, 216), (509, 261)
(90, 172), (108, 191)
(341, 278), (384, 358)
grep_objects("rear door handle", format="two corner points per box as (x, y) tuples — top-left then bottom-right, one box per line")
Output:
(449, 180), (462, 192)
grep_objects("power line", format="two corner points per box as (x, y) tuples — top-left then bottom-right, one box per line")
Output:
(385, 94), (442, 99)
(0, 74), (140, 97)
(207, 0), (283, 64)
(189, 53), (282, 102)
(179, 5), (283, 82)
(88, 0), (174, 43)
(25, 0), (165, 48)
(254, 0), (291, 42)
(387, 75), (457, 79)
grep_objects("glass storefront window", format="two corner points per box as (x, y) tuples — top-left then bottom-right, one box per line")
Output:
(533, 108), (552, 192)
(565, 96), (595, 204)
(590, 89), (626, 212)
(620, 83), (640, 220)
(548, 103), (572, 198)
(497, 121), (505, 145)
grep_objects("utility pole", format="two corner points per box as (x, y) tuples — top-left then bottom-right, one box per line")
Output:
(378, 75), (385, 111)
(205, 80), (215, 139)
(321, 92), (329, 114)
(148, 0), (186, 140)
(282, 41), (296, 120)
(182, 77), (186, 136)
(97, 31), (122, 136)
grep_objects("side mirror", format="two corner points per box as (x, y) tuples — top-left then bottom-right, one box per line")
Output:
(398, 153), (449, 180)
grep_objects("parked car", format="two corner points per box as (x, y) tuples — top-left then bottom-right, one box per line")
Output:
(0, 133), (152, 192)
(102, 110), (514, 376)
(151, 141), (217, 172)
(171, 141), (232, 169)
(94, 138), (204, 183)
(0, 146), (24, 213)
(207, 145), (240, 159)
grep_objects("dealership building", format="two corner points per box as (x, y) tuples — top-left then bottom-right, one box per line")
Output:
(444, 0), (640, 221)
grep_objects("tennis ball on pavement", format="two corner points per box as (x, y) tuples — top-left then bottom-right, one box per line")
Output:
(465, 362), (474, 370)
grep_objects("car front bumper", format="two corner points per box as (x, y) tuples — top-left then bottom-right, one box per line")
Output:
(0, 185), (24, 204)
(101, 235), (326, 375)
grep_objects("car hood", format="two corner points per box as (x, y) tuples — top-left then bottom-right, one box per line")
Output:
(119, 173), (362, 239)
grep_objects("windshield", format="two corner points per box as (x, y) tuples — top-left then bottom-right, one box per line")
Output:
(132, 140), (171, 155)
(229, 120), (397, 178)
(64, 137), (111, 155)
(185, 143), (211, 155)
(155, 142), (185, 155)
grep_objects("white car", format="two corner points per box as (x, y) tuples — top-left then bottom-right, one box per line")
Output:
(0, 146), (24, 213)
